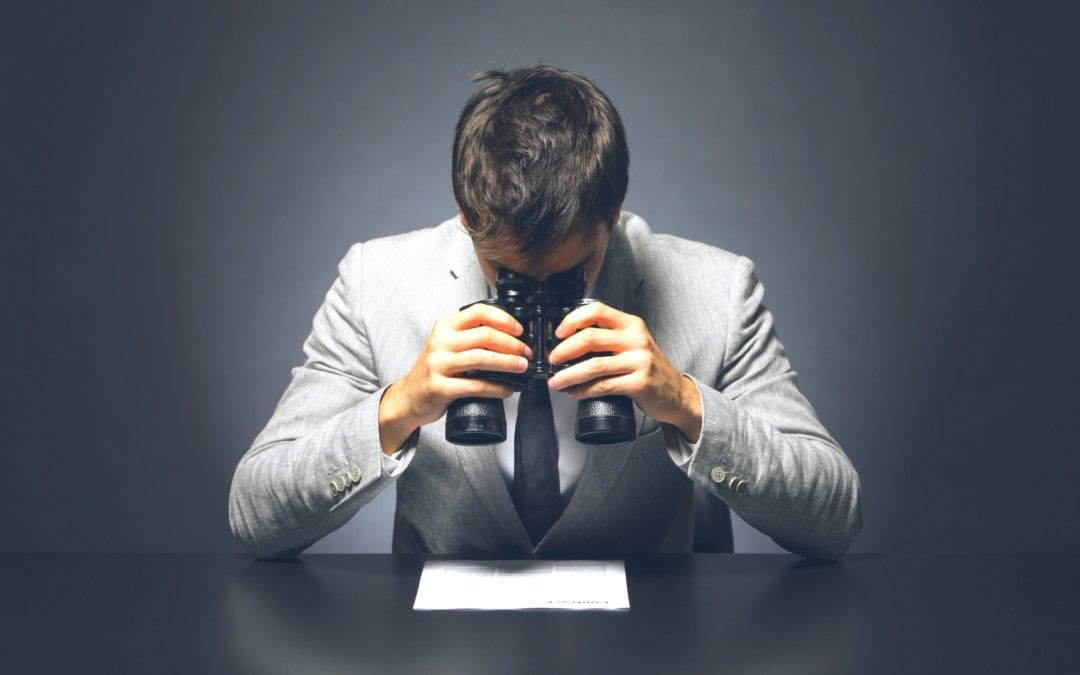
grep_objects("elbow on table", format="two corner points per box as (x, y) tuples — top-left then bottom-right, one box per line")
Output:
(787, 474), (863, 561)
(228, 503), (308, 560)
(227, 471), (309, 560)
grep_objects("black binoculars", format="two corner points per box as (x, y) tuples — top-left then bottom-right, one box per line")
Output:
(444, 266), (637, 446)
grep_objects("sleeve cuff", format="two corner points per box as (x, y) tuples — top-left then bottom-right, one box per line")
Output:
(663, 424), (695, 470)
(662, 374), (740, 477)
(380, 430), (418, 477)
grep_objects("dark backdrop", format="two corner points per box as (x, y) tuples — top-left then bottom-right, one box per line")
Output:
(4, 0), (1077, 554)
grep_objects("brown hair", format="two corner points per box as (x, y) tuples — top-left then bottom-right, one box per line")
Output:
(452, 65), (629, 262)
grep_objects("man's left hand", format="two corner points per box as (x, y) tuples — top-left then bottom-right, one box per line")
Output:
(546, 302), (702, 443)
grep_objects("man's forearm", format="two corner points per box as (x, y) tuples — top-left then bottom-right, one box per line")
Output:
(670, 375), (703, 443)
(229, 384), (397, 558)
(685, 378), (862, 559)
(378, 382), (422, 456)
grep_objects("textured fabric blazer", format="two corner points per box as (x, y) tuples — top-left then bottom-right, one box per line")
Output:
(229, 212), (862, 559)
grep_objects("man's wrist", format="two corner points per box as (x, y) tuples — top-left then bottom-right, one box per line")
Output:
(378, 382), (420, 456)
(672, 375), (703, 444)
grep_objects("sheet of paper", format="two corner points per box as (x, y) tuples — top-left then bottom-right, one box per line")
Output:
(413, 560), (630, 611)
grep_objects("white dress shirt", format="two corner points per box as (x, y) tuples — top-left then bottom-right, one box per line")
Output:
(380, 388), (697, 499)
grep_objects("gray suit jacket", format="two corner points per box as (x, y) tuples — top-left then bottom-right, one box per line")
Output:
(228, 212), (862, 559)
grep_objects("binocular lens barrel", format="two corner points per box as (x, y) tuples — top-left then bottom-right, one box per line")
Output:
(445, 394), (635, 446)
(444, 266), (638, 447)
(574, 395), (637, 444)
(445, 397), (506, 445)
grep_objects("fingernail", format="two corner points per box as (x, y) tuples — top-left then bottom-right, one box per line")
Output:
(517, 357), (529, 370)
(523, 345), (533, 358)
(514, 323), (525, 335)
(548, 377), (561, 390)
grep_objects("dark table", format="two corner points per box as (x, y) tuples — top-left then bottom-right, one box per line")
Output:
(2, 554), (1077, 674)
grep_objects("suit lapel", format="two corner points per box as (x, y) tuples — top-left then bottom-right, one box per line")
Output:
(537, 222), (650, 550)
(442, 221), (534, 554)
(590, 220), (646, 321)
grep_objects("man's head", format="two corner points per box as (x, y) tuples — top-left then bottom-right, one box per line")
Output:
(452, 65), (629, 285)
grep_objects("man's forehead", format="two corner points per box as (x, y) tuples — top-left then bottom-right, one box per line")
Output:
(497, 250), (594, 278)
(485, 236), (604, 280)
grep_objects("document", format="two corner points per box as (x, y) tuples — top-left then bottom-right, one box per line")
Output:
(413, 560), (630, 611)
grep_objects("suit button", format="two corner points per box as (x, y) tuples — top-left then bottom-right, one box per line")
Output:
(736, 480), (748, 494)
(330, 480), (340, 495)
(349, 466), (362, 484)
(710, 467), (726, 484)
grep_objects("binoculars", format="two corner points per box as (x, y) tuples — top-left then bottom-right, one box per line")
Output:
(444, 266), (637, 446)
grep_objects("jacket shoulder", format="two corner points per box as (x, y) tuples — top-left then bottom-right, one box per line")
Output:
(339, 217), (466, 272)
(618, 211), (747, 285)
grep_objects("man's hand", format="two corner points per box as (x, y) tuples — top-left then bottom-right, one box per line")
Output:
(547, 303), (703, 443)
(378, 303), (531, 455)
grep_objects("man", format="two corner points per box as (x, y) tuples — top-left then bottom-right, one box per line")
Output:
(228, 66), (862, 560)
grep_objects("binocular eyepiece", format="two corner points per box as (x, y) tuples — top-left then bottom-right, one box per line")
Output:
(445, 267), (637, 446)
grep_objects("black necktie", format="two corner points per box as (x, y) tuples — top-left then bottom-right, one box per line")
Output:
(513, 383), (562, 546)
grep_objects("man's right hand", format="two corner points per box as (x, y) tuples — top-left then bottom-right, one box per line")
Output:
(377, 303), (532, 455)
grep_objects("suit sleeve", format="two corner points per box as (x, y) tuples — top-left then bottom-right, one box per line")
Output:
(666, 256), (862, 559)
(228, 243), (416, 558)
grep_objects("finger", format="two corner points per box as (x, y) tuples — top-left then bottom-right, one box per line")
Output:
(548, 326), (636, 364)
(562, 372), (642, 400)
(555, 302), (641, 338)
(446, 303), (523, 335)
(548, 353), (636, 390)
(440, 377), (514, 400)
(446, 325), (532, 357)
(443, 349), (529, 376)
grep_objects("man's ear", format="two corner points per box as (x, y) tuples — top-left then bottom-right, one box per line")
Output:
(611, 202), (624, 226)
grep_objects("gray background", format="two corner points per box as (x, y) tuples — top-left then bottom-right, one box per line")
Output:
(5, 0), (1077, 554)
